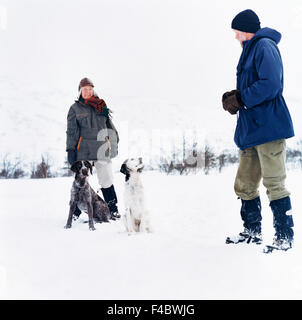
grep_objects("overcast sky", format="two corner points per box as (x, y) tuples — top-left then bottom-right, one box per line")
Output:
(1, 0), (302, 105)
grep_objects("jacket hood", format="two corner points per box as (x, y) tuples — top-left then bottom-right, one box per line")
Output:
(238, 27), (281, 73)
(247, 27), (282, 45)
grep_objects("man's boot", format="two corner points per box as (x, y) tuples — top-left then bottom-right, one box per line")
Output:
(101, 185), (121, 220)
(226, 196), (262, 245)
(265, 196), (294, 251)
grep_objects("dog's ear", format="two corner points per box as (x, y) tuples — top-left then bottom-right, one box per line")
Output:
(70, 161), (80, 173)
(137, 166), (144, 173)
(120, 163), (129, 175)
(84, 161), (93, 175)
(120, 163), (130, 182)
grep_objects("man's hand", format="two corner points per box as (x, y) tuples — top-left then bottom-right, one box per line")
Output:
(222, 90), (244, 115)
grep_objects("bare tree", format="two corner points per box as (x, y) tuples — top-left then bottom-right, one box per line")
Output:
(61, 158), (73, 177)
(31, 155), (52, 178)
(217, 152), (227, 173)
(204, 144), (216, 175)
(0, 154), (25, 179)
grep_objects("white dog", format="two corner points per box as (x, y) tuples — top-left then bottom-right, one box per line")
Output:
(120, 158), (152, 233)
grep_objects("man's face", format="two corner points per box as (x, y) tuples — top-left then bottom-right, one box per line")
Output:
(81, 85), (94, 99)
(233, 29), (255, 47)
(233, 29), (249, 47)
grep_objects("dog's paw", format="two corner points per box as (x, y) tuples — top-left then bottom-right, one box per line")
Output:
(89, 225), (96, 231)
(64, 224), (72, 229)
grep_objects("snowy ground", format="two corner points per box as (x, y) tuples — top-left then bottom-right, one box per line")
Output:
(0, 166), (302, 300)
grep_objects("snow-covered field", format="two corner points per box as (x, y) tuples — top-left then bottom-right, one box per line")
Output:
(1, 166), (302, 300)
(1, 0), (302, 301)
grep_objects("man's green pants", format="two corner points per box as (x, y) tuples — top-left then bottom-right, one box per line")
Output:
(234, 139), (290, 201)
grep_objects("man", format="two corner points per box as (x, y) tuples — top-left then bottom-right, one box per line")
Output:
(222, 10), (295, 251)
(66, 77), (121, 220)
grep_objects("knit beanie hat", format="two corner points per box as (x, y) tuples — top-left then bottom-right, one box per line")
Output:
(231, 9), (261, 33)
(78, 77), (94, 92)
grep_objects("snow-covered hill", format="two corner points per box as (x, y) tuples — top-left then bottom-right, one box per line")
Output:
(1, 77), (302, 175)
(0, 167), (301, 299)
(0, 76), (240, 173)
(1, 0), (302, 172)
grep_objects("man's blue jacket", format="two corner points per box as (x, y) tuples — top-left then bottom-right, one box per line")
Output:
(234, 27), (294, 150)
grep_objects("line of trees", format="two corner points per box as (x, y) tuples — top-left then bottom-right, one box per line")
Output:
(157, 143), (238, 175)
(1, 141), (302, 179)
(0, 154), (25, 179)
(0, 153), (72, 179)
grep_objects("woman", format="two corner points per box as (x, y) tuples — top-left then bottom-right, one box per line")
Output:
(66, 77), (120, 220)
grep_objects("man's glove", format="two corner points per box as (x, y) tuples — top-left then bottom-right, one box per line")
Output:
(222, 89), (244, 115)
(67, 149), (77, 165)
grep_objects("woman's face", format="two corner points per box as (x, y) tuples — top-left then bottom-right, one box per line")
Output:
(81, 86), (94, 99)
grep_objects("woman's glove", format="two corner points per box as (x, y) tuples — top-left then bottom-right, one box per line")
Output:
(67, 149), (77, 165)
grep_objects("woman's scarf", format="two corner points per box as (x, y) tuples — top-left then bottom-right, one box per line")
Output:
(84, 95), (109, 117)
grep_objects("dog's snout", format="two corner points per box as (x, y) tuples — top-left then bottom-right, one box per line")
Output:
(82, 168), (88, 176)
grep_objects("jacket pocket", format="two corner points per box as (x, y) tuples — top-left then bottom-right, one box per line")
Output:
(244, 108), (262, 128)
(77, 114), (90, 128)
(77, 136), (83, 151)
(258, 139), (285, 158)
(86, 140), (111, 161)
(76, 138), (90, 160)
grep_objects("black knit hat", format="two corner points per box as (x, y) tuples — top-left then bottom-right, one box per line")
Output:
(231, 9), (261, 33)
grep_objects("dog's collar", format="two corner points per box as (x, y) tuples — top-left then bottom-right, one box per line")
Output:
(76, 186), (86, 189)
(74, 181), (88, 189)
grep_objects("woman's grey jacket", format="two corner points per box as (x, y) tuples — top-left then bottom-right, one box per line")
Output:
(66, 99), (119, 161)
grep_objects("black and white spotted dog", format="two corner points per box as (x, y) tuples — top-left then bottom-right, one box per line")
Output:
(120, 158), (152, 233)
(65, 160), (110, 231)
